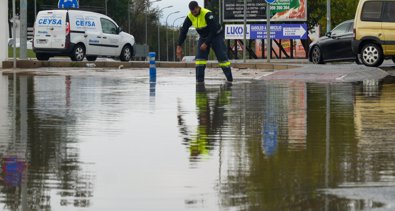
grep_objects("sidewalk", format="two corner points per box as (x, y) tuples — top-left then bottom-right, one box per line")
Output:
(1, 59), (390, 83)
(1, 59), (306, 70)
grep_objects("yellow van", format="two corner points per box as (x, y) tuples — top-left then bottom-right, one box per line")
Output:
(353, 0), (395, 67)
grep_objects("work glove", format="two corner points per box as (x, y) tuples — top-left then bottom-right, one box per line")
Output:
(176, 46), (183, 59)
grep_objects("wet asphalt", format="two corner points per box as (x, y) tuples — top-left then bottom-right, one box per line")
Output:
(2, 59), (395, 210)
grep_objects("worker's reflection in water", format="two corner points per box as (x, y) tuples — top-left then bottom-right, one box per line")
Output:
(178, 83), (232, 160)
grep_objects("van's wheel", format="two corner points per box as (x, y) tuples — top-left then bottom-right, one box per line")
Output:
(36, 53), (50, 61)
(70, 44), (85, 61)
(360, 43), (384, 67)
(391, 57), (395, 63)
(311, 46), (324, 64)
(86, 56), (97, 61)
(120, 45), (132, 61)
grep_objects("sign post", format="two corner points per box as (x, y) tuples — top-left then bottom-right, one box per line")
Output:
(58, 0), (79, 9)
(243, 0), (247, 63)
(265, 0), (275, 62)
(0, 0), (8, 67)
(12, 0), (16, 69)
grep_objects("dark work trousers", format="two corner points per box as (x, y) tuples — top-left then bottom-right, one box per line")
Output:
(195, 33), (233, 82)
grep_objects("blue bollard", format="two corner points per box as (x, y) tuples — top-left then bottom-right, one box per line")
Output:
(148, 52), (156, 82)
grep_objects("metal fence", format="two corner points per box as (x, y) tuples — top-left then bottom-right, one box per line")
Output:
(133, 44), (149, 60)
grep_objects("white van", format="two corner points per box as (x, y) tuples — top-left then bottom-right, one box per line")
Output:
(33, 10), (135, 62)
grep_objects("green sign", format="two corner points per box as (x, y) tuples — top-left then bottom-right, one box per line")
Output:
(223, 0), (306, 22)
(270, 0), (300, 14)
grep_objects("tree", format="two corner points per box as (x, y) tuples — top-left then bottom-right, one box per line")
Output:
(307, 0), (359, 35)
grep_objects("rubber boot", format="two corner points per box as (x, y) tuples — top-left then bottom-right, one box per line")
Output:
(196, 65), (206, 83)
(196, 83), (206, 93)
(222, 67), (233, 82)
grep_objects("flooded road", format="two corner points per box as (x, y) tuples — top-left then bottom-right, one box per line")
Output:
(0, 73), (395, 210)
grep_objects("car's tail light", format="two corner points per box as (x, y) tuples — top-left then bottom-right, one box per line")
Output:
(66, 22), (70, 35)
(65, 22), (70, 49)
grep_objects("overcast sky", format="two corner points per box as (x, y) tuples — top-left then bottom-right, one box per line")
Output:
(154, 0), (204, 27)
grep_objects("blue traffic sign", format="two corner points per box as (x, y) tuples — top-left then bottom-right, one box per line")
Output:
(250, 23), (307, 40)
(265, 0), (276, 3)
(58, 0), (79, 9)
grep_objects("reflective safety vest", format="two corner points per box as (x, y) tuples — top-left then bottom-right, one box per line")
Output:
(187, 8), (211, 30)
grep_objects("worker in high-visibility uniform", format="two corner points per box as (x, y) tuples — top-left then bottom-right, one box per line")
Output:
(176, 1), (233, 83)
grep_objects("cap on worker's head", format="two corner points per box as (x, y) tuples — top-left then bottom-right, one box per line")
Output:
(189, 1), (199, 10)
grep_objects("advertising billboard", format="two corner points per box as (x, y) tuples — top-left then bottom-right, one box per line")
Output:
(223, 0), (306, 22)
(225, 24), (307, 40)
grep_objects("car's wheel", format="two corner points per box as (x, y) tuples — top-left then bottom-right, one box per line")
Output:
(36, 53), (50, 61)
(391, 57), (395, 63)
(120, 45), (132, 61)
(86, 56), (97, 61)
(70, 44), (85, 61)
(311, 46), (324, 64)
(360, 43), (383, 67)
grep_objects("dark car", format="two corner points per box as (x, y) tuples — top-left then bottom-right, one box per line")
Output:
(309, 20), (360, 64)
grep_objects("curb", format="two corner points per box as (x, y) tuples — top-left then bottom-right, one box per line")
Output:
(1, 60), (300, 70)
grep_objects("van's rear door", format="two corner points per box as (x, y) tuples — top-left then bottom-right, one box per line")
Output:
(34, 10), (67, 49)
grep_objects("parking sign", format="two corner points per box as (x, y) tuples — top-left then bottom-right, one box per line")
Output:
(58, 0), (79, 9)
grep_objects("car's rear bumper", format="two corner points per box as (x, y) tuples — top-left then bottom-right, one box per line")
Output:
(33, 44), (75, 56)
(352, 40), (361, 54)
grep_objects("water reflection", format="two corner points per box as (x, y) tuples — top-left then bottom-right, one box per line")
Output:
(217, 81), (390, 210)
(262, 81), (307, 157)
(354, 78), (395, 182)
(0, 76), (95, 211)
(178, 83), (232, 162)
(2, 73), (395, 210)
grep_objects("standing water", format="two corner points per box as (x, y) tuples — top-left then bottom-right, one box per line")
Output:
(0, 73), (395, 210)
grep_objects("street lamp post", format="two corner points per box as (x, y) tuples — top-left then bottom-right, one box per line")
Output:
(157, 5), (173, 61)
(105, 0), (108, 15)
(166, 11), (180, 61)
(128, 0), (131, 33)
(327, 0), (331, 32)
(34, 0), (37, 18)
(172, 16), (186, 61)
(145, 0), (161, 46)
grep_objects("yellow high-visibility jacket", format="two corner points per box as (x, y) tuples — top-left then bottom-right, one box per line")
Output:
(177, 7), (222, 46)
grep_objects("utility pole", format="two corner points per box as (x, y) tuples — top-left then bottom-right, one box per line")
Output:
(20, 0), (27, 59)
